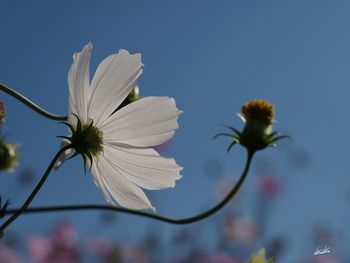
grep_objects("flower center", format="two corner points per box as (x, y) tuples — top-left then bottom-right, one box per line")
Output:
(241, 99), (275, 125)
(70, 118), (103, 157)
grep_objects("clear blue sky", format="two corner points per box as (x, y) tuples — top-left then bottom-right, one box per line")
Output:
(1, 1), (350, 262)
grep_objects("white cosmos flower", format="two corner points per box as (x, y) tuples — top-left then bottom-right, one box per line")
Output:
(56, 43), (183, 211)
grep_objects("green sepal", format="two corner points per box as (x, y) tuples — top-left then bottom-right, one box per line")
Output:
(86, 152), (94, 172)
(59, 115), (103, 173)
(58, 121), (75, 134)
(82, 152), (94, 174)
(227, 140), (237, 153)
(223, 125), (241, 137)
(268, 135), (291, 145)
(56, 135), (72, 141)
(70, 113), (82, 134)
(213, 133), (239, 141)
(76, 118), (82, 134)
(82, 154), (87, 175)
(67, 152), (80, 161)
(267, 131), (278, 139)
(214, 126), (241, 153)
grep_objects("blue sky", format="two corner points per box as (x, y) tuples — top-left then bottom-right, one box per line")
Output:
(1, 1), (350, 262)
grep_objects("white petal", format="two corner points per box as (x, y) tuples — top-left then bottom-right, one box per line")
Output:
(103, 144), (182, 190)
(87, 49), (143, 127)
(90, 158), (113, 203)
(68, 43), (92, 124)
(92, 154), (155, 211)
(101, 97), (183, 147)
(54, 139), (75, 170)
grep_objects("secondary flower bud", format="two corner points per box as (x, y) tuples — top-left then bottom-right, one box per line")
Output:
(115, 86), (140, 112)
(239, 99), (275, 151)
(249, 248), (274, 263)
(0, 140), (19, 172)
(215, 99), (288, 154)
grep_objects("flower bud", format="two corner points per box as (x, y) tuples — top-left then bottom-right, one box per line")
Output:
(0, 140), (19, 172)
(214, 99), (288, 154)
(115, 86), (140, 112)
(249, 248), (274, 263)
(239, 99), (275, 152)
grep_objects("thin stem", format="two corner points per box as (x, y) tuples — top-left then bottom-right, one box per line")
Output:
(5, 150), (255, 225)
(0, 83), (67, 121)
(0, 145), (72, 237)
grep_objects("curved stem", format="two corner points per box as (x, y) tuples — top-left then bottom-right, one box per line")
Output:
(0, 83), (67, 121)
(0, 145), (72, 237)
(5, 150), (255, 225)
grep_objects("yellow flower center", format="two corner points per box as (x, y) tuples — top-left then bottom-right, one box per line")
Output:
(241, 99), (275, 125)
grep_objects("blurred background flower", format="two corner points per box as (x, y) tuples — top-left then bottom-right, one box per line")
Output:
(0, 244), (21, 263)
(27, 221), (80, 263)
(0, 101), (5, 125)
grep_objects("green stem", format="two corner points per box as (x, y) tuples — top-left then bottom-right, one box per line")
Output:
(5, 150), (255, 225)
(0, 83), (67, 121)
(0, 145), (72, 237)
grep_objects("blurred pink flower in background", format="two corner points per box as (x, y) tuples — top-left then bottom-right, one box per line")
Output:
(125, 245), (149, 263)
(216, 177), (244, 203)
(0, 245), (22, 263)
(51, 221), (77, 249)
(171, 251), (241, 263)
(301, 255), (341, 263)
(86, 237), (113, 259)
(0, 101), (5, 124)
(27, 236), (50, 263)
(27, 221), (80, 263)
(223, 215), (258, 245)
(87, 236), (151, 263)
(171, 250), (208, 263)
(257, 175), (281, 198)
(87, 238), (125, 263)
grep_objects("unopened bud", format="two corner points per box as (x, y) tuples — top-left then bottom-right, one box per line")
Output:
(249, 248), (274, 263)
(215, 99), (288, 154)
(239, 99), (275, 152)
(0, 140), (19, 172)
